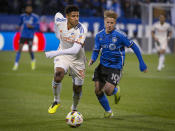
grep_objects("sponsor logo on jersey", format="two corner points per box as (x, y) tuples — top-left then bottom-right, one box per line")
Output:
(60, 34), (74, 43)
(79, 35), (83, 39)
(109, 43), (116, 50)
(112, 37), (117, 43)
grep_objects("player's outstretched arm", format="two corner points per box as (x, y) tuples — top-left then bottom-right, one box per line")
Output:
(45, 42), (81, 58)
(88, 50), (100, 66)
(130, 43), (147, 72)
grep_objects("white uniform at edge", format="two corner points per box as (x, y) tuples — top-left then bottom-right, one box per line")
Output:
(152, 21), (171, 50)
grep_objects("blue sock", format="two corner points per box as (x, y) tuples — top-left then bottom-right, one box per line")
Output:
(112, 87), (118, 95)
(97, 94), (111, 112)
(30, 52), (34, 60)
(15, 52), (21, 63)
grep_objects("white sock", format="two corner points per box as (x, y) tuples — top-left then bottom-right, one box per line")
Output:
(52, 81), (61, 103)
(32, 59), (35, 62)
(158, 54), (165, 70)
(107, 110), (112, 113)
(162, 55), (165, 67)
(72, 91), (82, 110)
(14, 62), (18, 66)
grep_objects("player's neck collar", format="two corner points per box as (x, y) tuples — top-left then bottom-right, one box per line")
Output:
(105, 28), (115, 34)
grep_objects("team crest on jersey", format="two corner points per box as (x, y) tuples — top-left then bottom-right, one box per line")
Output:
(99, 37), (103, 41)
(109, 43), (116, 51)
(79, 35), (83, 39)
(112, 37), (117, 43)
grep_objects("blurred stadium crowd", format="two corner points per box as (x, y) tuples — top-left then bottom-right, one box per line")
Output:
(1, 0), (174, 18)
(0, 0), (174, 53)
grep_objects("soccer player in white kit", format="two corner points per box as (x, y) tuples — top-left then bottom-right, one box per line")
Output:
(45, 5), (87, 114)
(152, 14), (172, 71)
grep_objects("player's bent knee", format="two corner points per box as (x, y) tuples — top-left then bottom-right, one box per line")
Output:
(54, 71), (64, 83)
(105, 90), (113, 96)
(104, 87), (113, 96)
(104, 83), (115, 96)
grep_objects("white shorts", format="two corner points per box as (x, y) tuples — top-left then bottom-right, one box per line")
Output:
(155, 38), (168, 51)
(54, 55), (85, 82)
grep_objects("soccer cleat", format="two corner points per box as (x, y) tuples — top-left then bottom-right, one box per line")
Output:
(114, 85), (120, 104)
(157, 66), (162, 72)
(31, 60), (36, 70)
(104, 111), (114, 118)
(48, 101), (61, 114)
(12, 65), (18, 71)
(162, 64), (165, 68)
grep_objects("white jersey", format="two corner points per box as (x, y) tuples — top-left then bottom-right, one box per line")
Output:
(54, 12), (87, 63)
(152, 21), (171, 49)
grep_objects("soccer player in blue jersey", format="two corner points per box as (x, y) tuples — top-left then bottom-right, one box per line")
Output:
(12, 5), (39, 71)
(88, 10), (147, 118)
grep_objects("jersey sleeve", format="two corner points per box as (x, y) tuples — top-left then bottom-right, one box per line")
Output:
(94, 34), (101, 51)
(32, 15), (40, 31)
(54, 12), (65, 26)
(121, 35), (134, 48)
(91, 34), (101, 61)
(54, 23), (60, 39)
(167, 23), (172, 32)
(74, 24), (87, 46)
(152, 23), (156, 32)
(19, 15), (23, 26)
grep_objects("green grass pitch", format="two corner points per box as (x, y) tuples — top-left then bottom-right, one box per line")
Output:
(0, 51), (175, 131)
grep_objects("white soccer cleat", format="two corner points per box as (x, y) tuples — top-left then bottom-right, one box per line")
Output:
(157, 66), (162, 72)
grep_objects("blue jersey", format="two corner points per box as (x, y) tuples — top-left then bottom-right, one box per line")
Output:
(92, 29), (134, 69)
(19, 13), (39, 38)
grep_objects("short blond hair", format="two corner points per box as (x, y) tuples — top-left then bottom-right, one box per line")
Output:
(104, 10), (118, 19)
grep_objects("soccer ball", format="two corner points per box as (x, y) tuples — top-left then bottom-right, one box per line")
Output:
(66, 111), (83, 127)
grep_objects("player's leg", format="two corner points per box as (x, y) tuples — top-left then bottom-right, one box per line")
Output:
(104, 82), (120, 104)
(69, 61), (85, 111)
(12, 40), (24, 70)
(28, 39), (35, 70)
(157, 49), (165, 71)
(71, 77), (83, 111)
(93, 64), (113, 117)
(48, 67), (65, 114)
(105, 69), (122, 104)
(95, 81), (113, 118)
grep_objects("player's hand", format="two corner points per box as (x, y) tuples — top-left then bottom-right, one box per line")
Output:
(26, 24), (33, 29)
(88, 59), (94, 67)
(143, 69), (148, 73)
(45, 51), (58, 58)
(16, 26), (20, 30)
(140, 63), (147, 73)
(154, 37), (159, 42)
